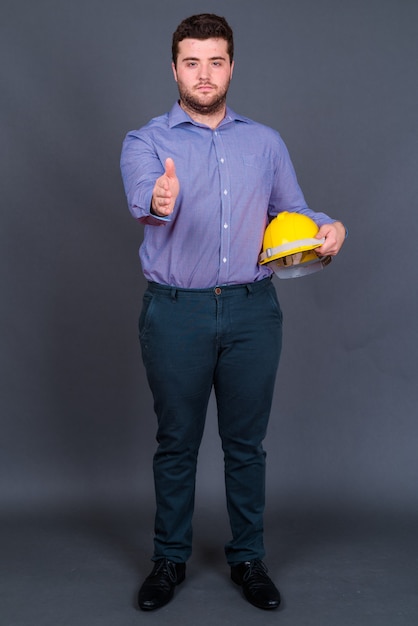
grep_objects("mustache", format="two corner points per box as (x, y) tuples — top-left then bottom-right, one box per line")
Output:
(195, 81), (217, 88)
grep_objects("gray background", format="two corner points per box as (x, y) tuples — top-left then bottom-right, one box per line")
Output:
(2, 1), (418, 625)
(1, 0), (418, 520)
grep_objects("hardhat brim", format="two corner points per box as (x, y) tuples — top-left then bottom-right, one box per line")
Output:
(266, 254), (332, 279)
(259, 237), (325, 265)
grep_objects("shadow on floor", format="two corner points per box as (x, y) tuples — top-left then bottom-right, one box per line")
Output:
(1, 502), (417, 626)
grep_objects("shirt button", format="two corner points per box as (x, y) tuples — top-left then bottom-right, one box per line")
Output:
(220, 158), (225, 163)
(223, 257), (227, 263)
(223, 189), (228, 195)
(223, 223), (228, 229)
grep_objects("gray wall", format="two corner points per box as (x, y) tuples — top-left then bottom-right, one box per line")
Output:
(1, 0), (417, 515)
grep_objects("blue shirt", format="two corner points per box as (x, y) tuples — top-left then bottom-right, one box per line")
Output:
(120, 102), (336, 288)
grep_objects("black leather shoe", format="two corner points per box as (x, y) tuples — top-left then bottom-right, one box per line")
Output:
(138, 558), (186, 611)
(231, 559), (281, 610)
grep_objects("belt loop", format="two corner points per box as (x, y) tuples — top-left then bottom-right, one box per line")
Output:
(246, 283), (253, 297)
(170, 287), (177, 301)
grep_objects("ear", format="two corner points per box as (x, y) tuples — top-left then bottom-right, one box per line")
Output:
(230, 60), (235, 79)
(171, 62), (178, 82)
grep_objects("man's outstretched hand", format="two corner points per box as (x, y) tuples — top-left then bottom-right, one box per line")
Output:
(151, 158), (179, 217)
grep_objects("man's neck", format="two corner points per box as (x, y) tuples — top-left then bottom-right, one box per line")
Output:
(179, 100), (227, 129)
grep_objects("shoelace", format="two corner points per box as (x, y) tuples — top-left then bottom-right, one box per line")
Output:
(150, 559), (178, 586)
(242, 560), (270, 586)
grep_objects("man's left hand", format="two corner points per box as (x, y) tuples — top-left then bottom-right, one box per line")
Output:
(315, 221), (346, 257)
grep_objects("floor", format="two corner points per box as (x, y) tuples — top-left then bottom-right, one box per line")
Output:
(1, 502), (417, 626)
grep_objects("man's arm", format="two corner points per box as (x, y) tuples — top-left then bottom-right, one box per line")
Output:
(121, 133), (178, 225)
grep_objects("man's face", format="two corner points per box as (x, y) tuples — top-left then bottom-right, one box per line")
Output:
(172, 38), (234, 116)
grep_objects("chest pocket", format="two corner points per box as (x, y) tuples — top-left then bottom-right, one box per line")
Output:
(242, 153), (274, 171)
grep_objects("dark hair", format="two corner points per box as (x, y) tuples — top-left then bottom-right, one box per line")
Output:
(172, 14), (234, 65)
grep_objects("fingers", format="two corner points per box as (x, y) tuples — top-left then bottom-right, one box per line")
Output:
(152, 180), (173, 216)
(315, 222), (345, 256)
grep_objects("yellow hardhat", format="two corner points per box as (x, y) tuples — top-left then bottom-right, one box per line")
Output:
(259, 211), (331, 279)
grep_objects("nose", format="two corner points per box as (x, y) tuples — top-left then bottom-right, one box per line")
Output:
(198, 62), (210, 80)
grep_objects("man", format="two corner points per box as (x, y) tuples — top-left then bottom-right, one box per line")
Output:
(120, 13), (346, 611)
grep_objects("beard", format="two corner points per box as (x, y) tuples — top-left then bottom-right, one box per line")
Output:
(177, 81), (230, 116)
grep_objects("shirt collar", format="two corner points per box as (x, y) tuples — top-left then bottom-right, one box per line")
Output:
(168, 101), (249, 129)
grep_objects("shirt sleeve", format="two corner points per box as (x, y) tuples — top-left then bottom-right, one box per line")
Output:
(120, 130), (172, 226)
(269, 133), (336, 228)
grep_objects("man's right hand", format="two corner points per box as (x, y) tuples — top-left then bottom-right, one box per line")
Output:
(151, 158), (179, 217)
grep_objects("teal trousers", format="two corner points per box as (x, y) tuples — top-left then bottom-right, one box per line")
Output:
(139, 277), (283, 565)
